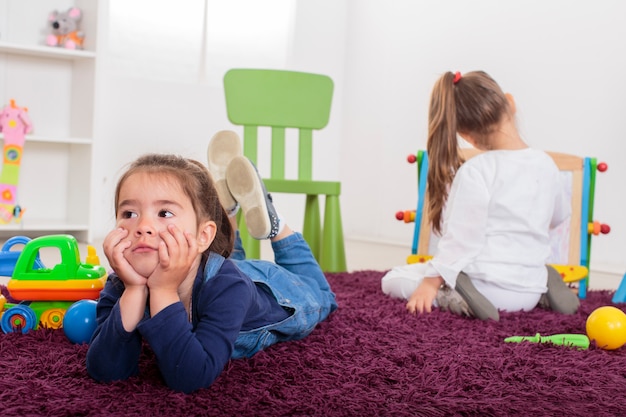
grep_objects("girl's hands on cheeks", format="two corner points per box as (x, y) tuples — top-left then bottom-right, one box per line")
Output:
(103, 227), (148, 288)
(147, 224), (199, 317)
(406, 276), (444, 315)
(104, 227), (149, 332)
(147, 224), (198, 292)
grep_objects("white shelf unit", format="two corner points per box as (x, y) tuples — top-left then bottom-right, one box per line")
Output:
(0, 0), (98, 242)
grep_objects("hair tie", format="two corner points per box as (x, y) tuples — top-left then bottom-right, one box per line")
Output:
(453, 71), (462, 84)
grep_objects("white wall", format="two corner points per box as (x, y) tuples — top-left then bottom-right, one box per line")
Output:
(91, 0), (347, 240)
(91, 0), (626, 274)
(339, 0), (626, 274)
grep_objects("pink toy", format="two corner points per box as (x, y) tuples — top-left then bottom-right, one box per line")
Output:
(0, 99), (32, 223)
(46, 7), (85, 50)
(0, 99), (32, 146)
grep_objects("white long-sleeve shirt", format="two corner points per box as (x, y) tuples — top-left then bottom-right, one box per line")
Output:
(384, 148), (571, 302)
(426, 147), (570, 294)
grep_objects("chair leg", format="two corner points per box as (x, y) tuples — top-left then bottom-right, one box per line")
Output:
(320, 195), (346, 273)
(303, 195), (322, 260)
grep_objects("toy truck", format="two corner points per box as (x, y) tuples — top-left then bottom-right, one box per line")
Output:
(0, 234), (106, 333)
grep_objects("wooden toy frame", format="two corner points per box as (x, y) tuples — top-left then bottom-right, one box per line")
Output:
(403, 148), (606, 299)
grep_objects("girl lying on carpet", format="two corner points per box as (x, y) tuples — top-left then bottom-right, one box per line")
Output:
(381, 70), (579, 321)
(86, 133), (337, 393)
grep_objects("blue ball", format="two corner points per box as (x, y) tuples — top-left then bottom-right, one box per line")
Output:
(63, 299), (98, 344)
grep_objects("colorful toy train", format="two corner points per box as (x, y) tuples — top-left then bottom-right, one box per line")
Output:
(0, 234), (106, 340)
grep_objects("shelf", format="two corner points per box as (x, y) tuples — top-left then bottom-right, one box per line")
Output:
(0, 220), (89, 243)
(0, 218), (88, 229)
(0, 134), (92, 145)
(0, 1), (100, 244)
(0, 41), (95, 61)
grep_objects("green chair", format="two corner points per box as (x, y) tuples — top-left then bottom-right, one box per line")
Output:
(223, 68), (346, 272)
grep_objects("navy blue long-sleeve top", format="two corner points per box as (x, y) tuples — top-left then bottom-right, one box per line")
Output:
(86, 258), (289, 393)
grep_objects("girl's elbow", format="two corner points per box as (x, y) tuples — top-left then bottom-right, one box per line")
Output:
(167, 377), (215, 394)
(86, 352), (138, 383)
(165, 367), (221, 394)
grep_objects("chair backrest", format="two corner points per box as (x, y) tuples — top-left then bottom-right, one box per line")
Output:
(223, 69), (334, 182)
(415, 148), (584, 266)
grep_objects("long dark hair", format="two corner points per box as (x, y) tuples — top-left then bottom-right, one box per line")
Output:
(426, 71), (510, 234)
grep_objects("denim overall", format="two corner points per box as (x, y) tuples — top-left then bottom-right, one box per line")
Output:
(198, 232), (337, 359)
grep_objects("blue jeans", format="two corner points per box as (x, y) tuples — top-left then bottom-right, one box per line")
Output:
(228, 231), (337, 358)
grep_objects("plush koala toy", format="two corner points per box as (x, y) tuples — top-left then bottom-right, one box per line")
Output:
(46, 7), (85, 50)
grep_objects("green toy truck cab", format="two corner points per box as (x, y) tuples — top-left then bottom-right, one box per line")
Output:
(1, 234), (106, 333)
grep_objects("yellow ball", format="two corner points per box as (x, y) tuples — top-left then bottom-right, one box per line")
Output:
(586, 306), (626, 350)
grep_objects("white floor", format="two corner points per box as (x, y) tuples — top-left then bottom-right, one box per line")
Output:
(0, 238), (622, 291)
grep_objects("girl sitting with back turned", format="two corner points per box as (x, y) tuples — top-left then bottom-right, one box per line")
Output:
(86, 132), (337, 393)
(381, 71), (579, 321)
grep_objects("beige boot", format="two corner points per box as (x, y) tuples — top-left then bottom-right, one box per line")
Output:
(207, 130), (242, 213)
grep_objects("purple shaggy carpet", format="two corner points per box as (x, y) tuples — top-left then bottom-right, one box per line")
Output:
(2, 270), (626, 417)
